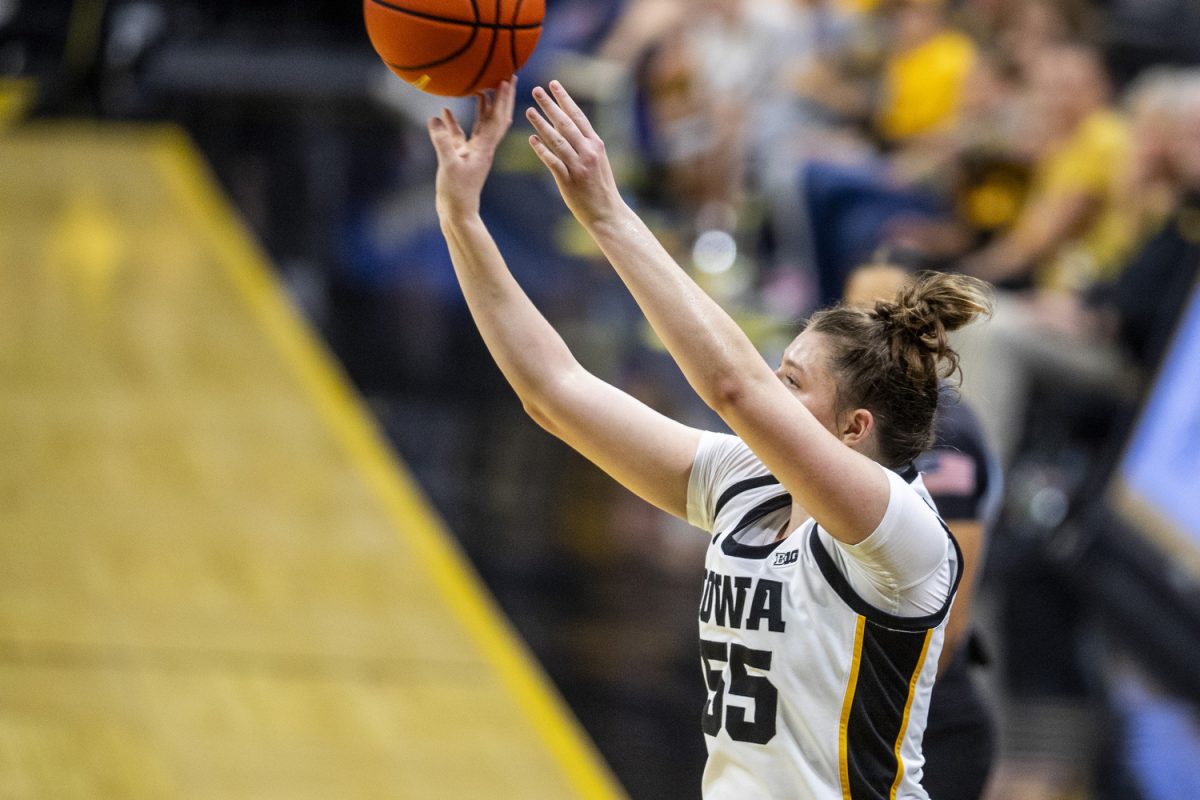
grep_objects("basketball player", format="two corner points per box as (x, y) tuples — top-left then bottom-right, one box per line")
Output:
(427, 78), (992, 798)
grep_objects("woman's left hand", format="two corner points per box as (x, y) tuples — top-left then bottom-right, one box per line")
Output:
(428, 78), (516, 220)
(526, 81), (625, 229)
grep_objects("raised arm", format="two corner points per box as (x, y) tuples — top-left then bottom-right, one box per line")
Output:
(427, 79), (701, 520)
(524, 81), (891, 544)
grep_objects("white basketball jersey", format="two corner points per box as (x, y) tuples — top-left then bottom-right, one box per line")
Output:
(688, 434), (961, 800)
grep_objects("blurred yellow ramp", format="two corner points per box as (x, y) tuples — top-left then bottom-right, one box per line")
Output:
(0, 123), (625, 800)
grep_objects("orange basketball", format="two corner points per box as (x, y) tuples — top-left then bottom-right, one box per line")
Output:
(363, 0), (545, 97)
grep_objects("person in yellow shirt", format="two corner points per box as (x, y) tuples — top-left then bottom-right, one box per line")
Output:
(1030, 106), (1133, 291)
(953, 45), (1149, 465)
(876, 0), (978, 143)
(966, 43), (1137, 293)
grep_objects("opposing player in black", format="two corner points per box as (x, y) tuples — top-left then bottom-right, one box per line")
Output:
(428, 78), (992, 798)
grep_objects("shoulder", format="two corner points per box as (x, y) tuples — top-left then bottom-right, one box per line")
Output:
(687, 433), (775, 532)
(817, 466), (957, 618)
(692, 432), (764, 485)
(1083, 109), (1130, 145)
(843, 466), (947, 562)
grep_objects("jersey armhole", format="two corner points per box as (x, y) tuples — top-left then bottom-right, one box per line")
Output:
(809, 525), (963, 632)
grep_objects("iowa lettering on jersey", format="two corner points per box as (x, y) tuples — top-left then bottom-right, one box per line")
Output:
(698, 570), (786, 632)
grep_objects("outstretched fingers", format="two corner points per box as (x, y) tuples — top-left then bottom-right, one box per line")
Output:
(426, 115), (448, 154)
(475, 78), (517, 142)
(523, 80), (619, 225)
(531, 84), (587, 153)
(525, 103), (578, 163)
(427, 112), (463, 161)
(441, 107), (466, 146)
(548, 80), (597, 139)
(476, 90), (492, 126)
(529, 132), (569, 180)
(498, 76), (517, 125)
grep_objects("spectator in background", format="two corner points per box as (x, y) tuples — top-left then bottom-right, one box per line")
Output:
(885, 45), (1029, 253)
(793, 0), (1002, 303)
(1121, 68), (1189, 238)
(846, 258), (1001, 800)
(992, 0), (1095, 84)
(789, 0), (979, 146)
(982, 74), (1200, 800)
(1083, 73), (1200, 371)
(964, 43), (1135, 294)
(953, 70), (1200, 465)
(875, 0), (977, 146)
(615, 0), (802, 212)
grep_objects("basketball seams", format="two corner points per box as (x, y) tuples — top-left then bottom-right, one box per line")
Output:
(366, 0), (543, 96)
(366, 0), (540, 30)
(462, 0), (502, 95)
(387, 21), (478, 71)
(509, 0), (524, 71)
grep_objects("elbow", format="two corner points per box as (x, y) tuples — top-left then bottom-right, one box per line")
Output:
(706, 374), (750, 417)
(523, 365), (586, 436)
(522, 398), (559, 436)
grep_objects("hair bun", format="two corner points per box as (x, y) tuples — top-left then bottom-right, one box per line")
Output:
(872, 271), (992, 381)
(874, 298), (940, 342)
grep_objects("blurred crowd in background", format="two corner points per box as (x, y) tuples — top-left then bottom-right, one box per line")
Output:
(4, 0), (1200, 797)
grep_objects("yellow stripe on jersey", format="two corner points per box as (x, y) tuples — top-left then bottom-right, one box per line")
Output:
(889, 629), (934, 799)
(839, 616), (867, 799)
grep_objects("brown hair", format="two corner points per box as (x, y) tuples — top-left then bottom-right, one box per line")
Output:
(806, 271), (992, 468)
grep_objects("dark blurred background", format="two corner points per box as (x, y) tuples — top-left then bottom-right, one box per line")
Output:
(5, 0), (1200, 797)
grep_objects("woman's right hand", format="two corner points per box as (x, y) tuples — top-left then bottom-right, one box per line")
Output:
(525, 81), (625, 228)
(428, 78), (516, 220)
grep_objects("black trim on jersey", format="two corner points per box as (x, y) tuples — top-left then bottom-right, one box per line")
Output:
(845, 624), (932, 799)
(712, 465), (915, 522)
(710, 464), (921, 562)
(809, 526), (964, 632)
(713, 474), (779, 519)
(719, 494), (793, 558)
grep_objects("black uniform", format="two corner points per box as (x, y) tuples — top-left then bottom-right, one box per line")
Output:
(918, 390), (1001, 800)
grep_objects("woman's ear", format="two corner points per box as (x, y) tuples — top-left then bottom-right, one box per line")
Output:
(839, 408), (874, 448)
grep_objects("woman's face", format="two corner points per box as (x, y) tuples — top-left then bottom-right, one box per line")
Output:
(777, 330), (844, 437)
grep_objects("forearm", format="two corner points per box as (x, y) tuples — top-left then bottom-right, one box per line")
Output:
(439, 211), (580, 410)
(439, 209), (702, 522)
(524, 80), (891, 542)
(584, 203), (885, 536)
(975, 194), (1096, 282)
(586, 205), (771, 408)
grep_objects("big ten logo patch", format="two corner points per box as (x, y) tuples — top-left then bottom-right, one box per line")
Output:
(772, 549), (799, 567)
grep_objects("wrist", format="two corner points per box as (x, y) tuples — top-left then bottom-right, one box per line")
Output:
(436, 201), (483, 227)
(584, 197), (636, 238)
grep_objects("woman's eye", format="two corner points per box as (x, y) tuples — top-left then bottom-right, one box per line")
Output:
(786, 375), (800, 388)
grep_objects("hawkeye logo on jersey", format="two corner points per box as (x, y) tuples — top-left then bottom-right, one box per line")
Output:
(772, 549), (799, 567)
